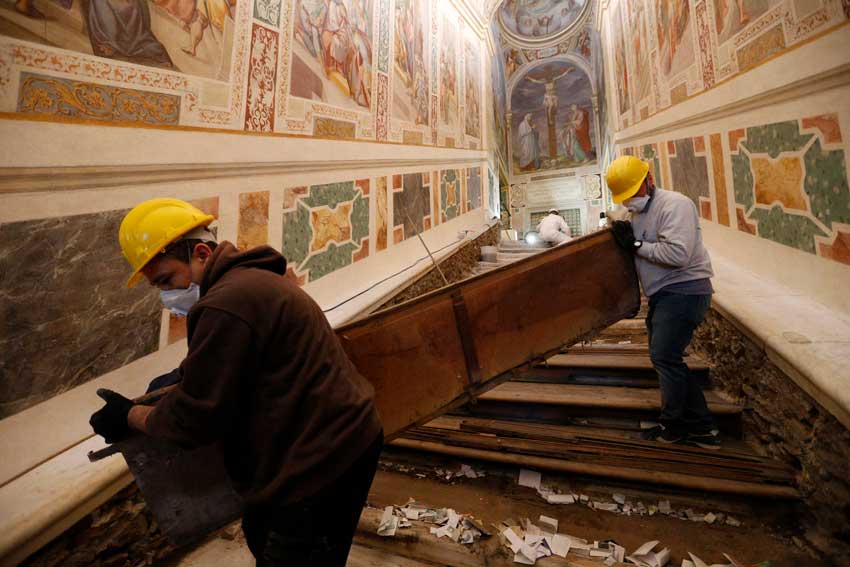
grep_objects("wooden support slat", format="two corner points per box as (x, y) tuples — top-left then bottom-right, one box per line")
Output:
(477, 383), (741, 414)
(389, 438), (800, 499)
(545, 353), (709, 372)
(401, 427), (792, 483)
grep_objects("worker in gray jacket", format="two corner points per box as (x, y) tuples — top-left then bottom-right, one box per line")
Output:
(605, 156), (718, 449)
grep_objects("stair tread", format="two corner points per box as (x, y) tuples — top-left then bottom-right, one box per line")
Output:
(545, 352), (709, 372)
(479, 382), (741, 414)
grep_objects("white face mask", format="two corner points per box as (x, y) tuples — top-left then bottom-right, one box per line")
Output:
(160, 283), (200, 317)
(624, 195), (651, 213)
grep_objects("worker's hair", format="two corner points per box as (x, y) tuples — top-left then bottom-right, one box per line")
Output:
(161, 239), (218, 264)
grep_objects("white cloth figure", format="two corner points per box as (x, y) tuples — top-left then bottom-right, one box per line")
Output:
(537, 212), (572, 245)
(517, 113), (540, 170)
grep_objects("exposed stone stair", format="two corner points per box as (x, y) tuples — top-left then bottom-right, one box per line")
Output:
(468, 237), (549, 277)
(394, 261), (799, 499)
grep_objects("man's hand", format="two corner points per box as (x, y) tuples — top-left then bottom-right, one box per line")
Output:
(90, 389), (134, 444)
(611, 220), (637, 252)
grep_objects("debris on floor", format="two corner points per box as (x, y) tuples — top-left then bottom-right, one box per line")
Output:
(627, 540), (670, 566)
(520, 469), (744, 527)
(495, 517), (625, 565)
(375, 499), (489, 545)
(681, 551), (768, 567)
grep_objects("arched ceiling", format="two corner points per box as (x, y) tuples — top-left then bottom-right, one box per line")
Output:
(497, 0), (592, 47)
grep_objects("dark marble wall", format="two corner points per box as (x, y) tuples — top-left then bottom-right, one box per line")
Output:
(0, 210), (162, 419)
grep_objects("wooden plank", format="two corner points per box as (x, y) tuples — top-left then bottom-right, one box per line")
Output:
(448, 418), (792, 474)
(338, 229), (641, 440)
(477, 383), (741, 414)
(545, 352), (709, 372)
(402, 427), (792, 483)
(389, 439), (800, 499)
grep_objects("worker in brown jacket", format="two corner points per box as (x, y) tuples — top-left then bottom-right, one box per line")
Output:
(90, 199), (383, 566)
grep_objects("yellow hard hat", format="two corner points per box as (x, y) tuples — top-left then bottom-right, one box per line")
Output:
(605, 156), (650, 204)
(119, 198), (215, 287)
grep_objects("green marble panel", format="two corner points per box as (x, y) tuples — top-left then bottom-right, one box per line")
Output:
(301, 242), (359, 282)
(441, 169), (461, 221)
(804, 139), (850, 228)
(351, 193), (370, 243)
(741, 121), (813, 159)
(301, 181), (358, 209)
(749, 205), (827, 254)
(732, 152), (754, 210)
(281, 202), (311, 267)
(640, 144), (661, 185)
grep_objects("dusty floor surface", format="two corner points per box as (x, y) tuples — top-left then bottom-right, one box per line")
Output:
(166, 450), (827, 567)
(367, 450), (826, 567)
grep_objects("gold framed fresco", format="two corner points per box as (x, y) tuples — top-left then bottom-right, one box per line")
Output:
(0, 0), (488, 150)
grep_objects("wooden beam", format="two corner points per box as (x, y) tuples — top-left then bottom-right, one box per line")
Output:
(389, 439), (800, 499)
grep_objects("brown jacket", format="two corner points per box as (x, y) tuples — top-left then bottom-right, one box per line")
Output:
(146, 242), (382, 507)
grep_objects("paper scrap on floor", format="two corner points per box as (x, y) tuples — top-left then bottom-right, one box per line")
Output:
(518, 468), (542, 489)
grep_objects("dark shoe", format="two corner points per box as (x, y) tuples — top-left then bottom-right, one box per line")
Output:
(688, 429), (721, 450)
(641, 425), (684, 444)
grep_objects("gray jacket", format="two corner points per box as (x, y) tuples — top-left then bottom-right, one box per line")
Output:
(630, 188), (713, 297)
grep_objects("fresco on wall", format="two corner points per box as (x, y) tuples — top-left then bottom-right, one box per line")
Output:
(464, 37), (481, 138)
(655, 0), (695, 79)
(439, 14), (459, 130)
(291, 0), (374, 110)
(730, 116), (850, 263)
(491, 48), (508, 167)
(499, 0), (586, 39)
(392, 172), (432, 242)
(511, 61), (596, 174)
(628, 0), (651, 103)
(612, 3), (630, 115)
(0, 0), (236, 80)
(282, 179), (370, 283)
(393, 0), (429, 125)
(600, 0), (846, 129)
(504, 47), (523, 79)
(713, 0), (782, 45)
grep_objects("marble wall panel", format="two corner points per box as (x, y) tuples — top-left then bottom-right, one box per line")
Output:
(375, 176), (389, 252)
(727, 116), (850, 263)
(392, 172), (432, 241)
(0, 210), (161, 418)
(282, 179), (370, 283)
(466, 167), (482, 212)
(441, 169), (461, 222)
(668, 136), (710, 212)
(237, 191), (270, 250)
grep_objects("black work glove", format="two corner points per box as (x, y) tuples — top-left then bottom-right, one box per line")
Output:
(611, 220), (637, 253)
(89, 389), (134, 444)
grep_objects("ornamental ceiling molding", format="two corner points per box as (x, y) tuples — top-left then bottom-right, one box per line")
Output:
(506, 53), (596, 100)
(496, 0), (595, 49)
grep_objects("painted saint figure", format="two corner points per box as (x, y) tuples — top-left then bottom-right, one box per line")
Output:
(517, 113), (541, 172)
(88, 0), (174, 69)
(560, 103), (592, 162)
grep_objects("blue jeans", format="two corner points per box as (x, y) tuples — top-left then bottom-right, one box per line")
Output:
(646, 291), (715, 434)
